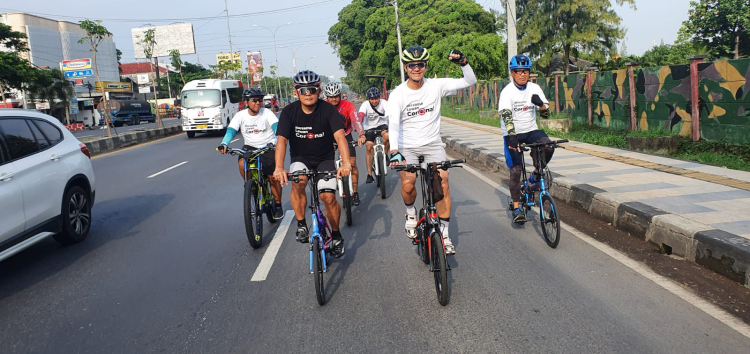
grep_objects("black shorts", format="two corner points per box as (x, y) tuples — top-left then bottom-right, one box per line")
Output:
(365, 124), (388, 143)
(289, 156), (337, 191)
(240, 145), (276, 176)
(345, 134), (357, 157)
(503, 130), (550, 168)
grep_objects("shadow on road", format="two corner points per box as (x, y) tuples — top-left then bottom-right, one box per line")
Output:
(0, 194), (175, 300)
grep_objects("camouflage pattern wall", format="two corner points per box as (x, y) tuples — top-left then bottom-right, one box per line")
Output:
(443, 58), (750, 145)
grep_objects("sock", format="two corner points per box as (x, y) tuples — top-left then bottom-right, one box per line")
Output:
(297, 219), (306, 227)
(332, 230), (342, 240)
(406, 203), (416, 216)
(439, 217), (450, 238)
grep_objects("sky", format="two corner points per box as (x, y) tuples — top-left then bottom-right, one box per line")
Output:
(2, 0), (693, 80)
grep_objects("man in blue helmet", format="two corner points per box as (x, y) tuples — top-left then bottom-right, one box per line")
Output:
(498, 55), (555, 223)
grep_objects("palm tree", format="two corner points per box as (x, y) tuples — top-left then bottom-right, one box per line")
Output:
(28, 69), (75, 123)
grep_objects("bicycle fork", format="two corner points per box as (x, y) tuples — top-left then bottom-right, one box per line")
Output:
(308, 214), (328, 273)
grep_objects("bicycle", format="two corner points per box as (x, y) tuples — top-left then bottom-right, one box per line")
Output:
(288, 169), (337, 306)
(220, 146), (277, 249)
(393, 156), (465, 306)
(333, 140), (358, 226)
(506, 139), (568, 248)
(368, 128), (388, 199)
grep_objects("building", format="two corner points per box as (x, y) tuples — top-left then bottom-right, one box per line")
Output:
(1, 12), (119, 125)
(119, 62), (170, 100)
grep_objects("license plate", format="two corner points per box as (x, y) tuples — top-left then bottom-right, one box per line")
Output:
(196, 124), (208, 129)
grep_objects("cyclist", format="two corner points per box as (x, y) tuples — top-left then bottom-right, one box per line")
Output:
(274, 70), (352, 257)
(387, 46), (476, 255)
(325, 82), (363, 206)
(356, 87), (389, 184)
(218, 87), (284, 219)
(498, 55), (554, 224)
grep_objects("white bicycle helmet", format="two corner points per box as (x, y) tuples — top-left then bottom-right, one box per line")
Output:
(293, 70), (321, 88)
(324, 82), (342, 97)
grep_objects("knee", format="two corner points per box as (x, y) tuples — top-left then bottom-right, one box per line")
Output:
(319, 193), (335, 205)
(366, 144), (374, 153)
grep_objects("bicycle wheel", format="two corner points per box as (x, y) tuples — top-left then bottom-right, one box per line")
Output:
(431, 231), (449, 306)
(312, 237), (325, 305)
(418, 210), (429, 264)
(263, 181), (276, 224)
(342, 176), (353, 226)
(244, 180), (262, 249)
(540, 194), (561, 248)
(377, 155), (386, 199)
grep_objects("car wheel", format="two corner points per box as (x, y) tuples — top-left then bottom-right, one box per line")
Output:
(53, 185), (92, 245)
(187, 131), (196, 138)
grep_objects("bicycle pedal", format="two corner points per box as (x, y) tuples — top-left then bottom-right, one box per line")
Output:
(411, 239), (419, 245)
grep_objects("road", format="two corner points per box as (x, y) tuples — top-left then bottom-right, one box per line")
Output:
(1, 133), (749, 353)
(71, 118), (182, 139)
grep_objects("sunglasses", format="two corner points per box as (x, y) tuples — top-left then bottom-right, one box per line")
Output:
(247, 98), (262, 103)
(297, 87), (319, 95)
(406, 62), (426, 70)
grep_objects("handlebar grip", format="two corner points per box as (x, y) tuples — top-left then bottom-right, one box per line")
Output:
(450, 159), (466, 164)
(555, 139), (569, 144)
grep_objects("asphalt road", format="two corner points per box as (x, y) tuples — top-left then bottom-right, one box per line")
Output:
(1, 133), (749, 353)
(71, 118), (182, 139)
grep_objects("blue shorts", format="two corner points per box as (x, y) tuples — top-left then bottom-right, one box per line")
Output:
(503, 130), (550, 168)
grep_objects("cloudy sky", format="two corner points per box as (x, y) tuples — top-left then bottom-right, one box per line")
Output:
(1, 0), (692, 80)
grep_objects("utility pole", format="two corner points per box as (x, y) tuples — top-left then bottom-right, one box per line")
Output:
(254, 23), (292, 107)
(507, 0), (517, 67)
(392, 0), (405, 83)
(224, 0), (233, 56)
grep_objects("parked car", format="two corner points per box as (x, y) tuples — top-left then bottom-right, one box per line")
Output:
(0, 109), (96, 262)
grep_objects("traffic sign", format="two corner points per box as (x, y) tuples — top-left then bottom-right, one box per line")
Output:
(64, 69), (93, 78)
(62, 58), (92, 71)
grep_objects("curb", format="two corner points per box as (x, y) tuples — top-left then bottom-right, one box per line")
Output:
(442, 134), (750, 286)
(83, 126), (183, 157)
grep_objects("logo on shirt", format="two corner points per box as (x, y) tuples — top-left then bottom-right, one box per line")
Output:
(407, 106), (434, 117)
(295, 126), (325, 139)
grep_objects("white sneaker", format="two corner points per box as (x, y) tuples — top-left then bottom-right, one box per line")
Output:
(405, 213), (417, 239)
(443, 236), (455, 255)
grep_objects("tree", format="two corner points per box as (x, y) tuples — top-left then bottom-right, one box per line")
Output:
(329, 0), (501, 90)
(116, 48), (123, 74)
(679, 0), (749, 59)
(209, 60), (241, 79)
(78, 19), (115, 136)
(169, 49), (185, 85)
(138, 28), (163, 128)
(0, 23), (34, 104)
(27, 69), (75, 123)
(517, 0), (635, 74)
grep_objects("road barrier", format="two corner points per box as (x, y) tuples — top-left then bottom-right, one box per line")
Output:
(82, 125), (183, 157)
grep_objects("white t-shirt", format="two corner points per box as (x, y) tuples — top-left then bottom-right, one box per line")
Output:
(228, 108), (279, 147)
(388, 64), (477, 150)
(497, 82), (549, 136)
(358, 99), (388, 130)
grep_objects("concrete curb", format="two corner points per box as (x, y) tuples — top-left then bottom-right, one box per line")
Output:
(442, 134), (750, 285)
(83, 126), (183, 157)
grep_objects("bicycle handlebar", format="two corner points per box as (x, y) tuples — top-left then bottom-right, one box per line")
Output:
(333, 141), (358, 148)
(391, 158), (466, 173)
(520, 139), (568, 151)
(287, 170), (337, 183)
(217, 146), (275, 157)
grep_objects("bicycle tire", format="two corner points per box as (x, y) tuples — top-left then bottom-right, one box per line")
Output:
(540, 194), (561, 248)
(342, 176), (353, 226)
(244, 180), (262, 249)
(377, 155), (386, 199)
(431, 231), (449, 306)
(313, 237), (325, 305)
(263, 181), (276, 224)
(418, 209), (429, 264)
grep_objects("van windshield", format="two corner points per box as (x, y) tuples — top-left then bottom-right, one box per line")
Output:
(182, 90), (221, 109)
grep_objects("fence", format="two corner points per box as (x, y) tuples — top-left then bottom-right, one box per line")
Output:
(443, 57), (750, 145)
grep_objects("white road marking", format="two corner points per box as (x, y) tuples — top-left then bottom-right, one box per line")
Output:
(455, 155), (750, 339)
(147, 161), (188, 179)
(251, 210), (294, 281)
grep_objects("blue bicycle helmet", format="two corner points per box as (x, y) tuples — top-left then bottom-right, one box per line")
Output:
(509, 55), (532, 70)
(366, 87), (380, 99)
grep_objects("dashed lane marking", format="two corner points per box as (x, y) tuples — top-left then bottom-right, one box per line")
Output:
(251, 210), (294, 281)
(147, 161), (189, 178)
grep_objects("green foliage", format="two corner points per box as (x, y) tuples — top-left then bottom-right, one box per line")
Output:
(139, 28), (157, 60)
(0, 22), (29, 52)
(27, 69), (75, 114)
(679, 0), (749, 59)
(0, 23), (34, 98)
(627, 128), (674, 137)
(548, 112), (571, 120)
(441, 106), (501, 127)
(169, 49), (185, 84)
(158, 62), (211, 95)
(210, 60), (241, 79)
(77, 20), (112, 49)
(517, 0), (635, 74)
(329, 0), (503, 92)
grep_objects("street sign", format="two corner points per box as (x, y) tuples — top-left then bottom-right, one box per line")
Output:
(35, 102), (50, 110)
(138, 86), (151, 94)
(137, 74), (150, 84)
(64, 69), (93, 78)
(74, 79), (83, 85)
(62, 58), (92, 71)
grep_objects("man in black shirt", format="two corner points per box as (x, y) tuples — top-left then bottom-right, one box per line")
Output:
(274, 70), (352, 257)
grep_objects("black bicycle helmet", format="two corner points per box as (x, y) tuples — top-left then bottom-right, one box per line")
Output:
(401, 46), (430, 63)
(243, 87), (264, 100)
(293, 70), (321, 88)
(366, 87), (380, 99)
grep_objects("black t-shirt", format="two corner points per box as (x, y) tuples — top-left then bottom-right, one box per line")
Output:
(277, 99), (345, 161)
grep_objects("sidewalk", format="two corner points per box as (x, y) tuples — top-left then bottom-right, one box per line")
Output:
(440, 117), (750, 285)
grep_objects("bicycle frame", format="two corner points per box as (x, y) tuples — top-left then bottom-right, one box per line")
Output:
(290, 171), (334, 274)
(237, 147), (273, 213)
(370, 130), (387, 177)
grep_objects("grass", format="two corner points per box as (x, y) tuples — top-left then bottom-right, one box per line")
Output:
(548, 112), (572, 120)
(441, 105), (750, 172)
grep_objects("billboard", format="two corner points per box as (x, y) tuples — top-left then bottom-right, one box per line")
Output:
(96, 81), (132, 93)
(62, 58), (91, 71)
(137, 74), (150, 84)
(131, 23), (196, 59)
(247, 51), (263, 83)
(216, 52), (241, 66)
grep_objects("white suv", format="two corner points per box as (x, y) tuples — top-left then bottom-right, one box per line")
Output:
(0, 109), (96, 262)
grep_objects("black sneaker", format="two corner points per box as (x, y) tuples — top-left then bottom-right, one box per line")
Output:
(296, 225), (309, 243)
(366, 175), (374, 184)
(513, 208), (526, 224)
(331, 236), (345, 258)
(273, 203), (284, 219)
(352, 192), (361, 206)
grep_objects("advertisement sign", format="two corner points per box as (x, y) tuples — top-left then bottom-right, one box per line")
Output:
(64, 69), (93, 78)
(62, 58), (92, 71)
(35, 102), (50, 110)
(74, 79), (83, 85)
(137, 74), (150, 84)
(247, 51), (263, 74)
(97, 100), (122, 115)
(138, 86), (151, 94)
(95, 81), (132, 93)
(131, 23), (196, 59)
(252, 72), (262, 83)
(216, 52), (241, 66)
(70, 97), (78, 114)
